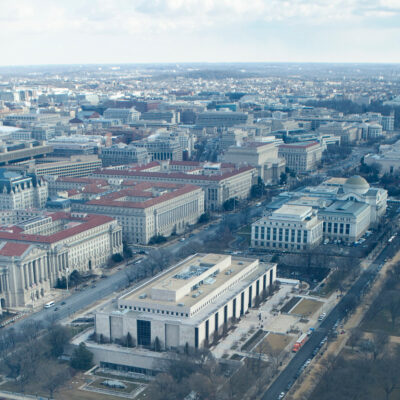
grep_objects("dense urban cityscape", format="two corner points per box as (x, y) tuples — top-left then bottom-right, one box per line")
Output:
(0, 61), (398, 399)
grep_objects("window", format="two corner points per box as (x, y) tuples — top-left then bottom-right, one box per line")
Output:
(137, 320), (151, 347)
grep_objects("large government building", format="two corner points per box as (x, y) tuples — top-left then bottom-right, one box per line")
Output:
(73, 182), (204, 244)
(92, 160), (256, 211)
(94, 254), (276, 362)
(0, 169), (48, 209)
(0, 211), (122, 308)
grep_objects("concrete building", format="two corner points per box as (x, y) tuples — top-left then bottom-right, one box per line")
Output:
(103, 108), (140, 124)
(251, 205), (323, 251)
(223, 141), (285, 184)
(196, 111), (248, 128)
(381, 113), (395, 132)
(278, 141), (323, 172)
(95, 253), (277, 352)
(73, 182), (204, 244)
(318, 200), (371, 243)
(27, 155), (102, 177)
(0, 169), (48, 210)
(0, 141), (53, 166)
(134, 137), (183, 162)
(0, 212), (122, 308)
(100, 144), (150, 167)
(140, 111), (179, 124)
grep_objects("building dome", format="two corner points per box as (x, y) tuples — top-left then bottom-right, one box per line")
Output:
(343, 175), (370, 195)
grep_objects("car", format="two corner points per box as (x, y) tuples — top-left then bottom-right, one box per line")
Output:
(278, 392), (286, 399)
(256, 202), (262, 207)
(179, 238), (186, 242)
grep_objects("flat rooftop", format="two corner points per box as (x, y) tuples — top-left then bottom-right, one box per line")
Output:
(121, 253), (272, 309)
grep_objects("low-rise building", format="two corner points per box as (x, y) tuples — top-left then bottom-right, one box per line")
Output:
(251, 205), (323, 251)
(27, 155), (102, 177)
(95, 253), (277, 351)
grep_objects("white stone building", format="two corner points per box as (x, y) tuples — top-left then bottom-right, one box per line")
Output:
(278, 141), (323, 172)
(73, 183), (204, 244)
(0, 212), (122, 308)
(92, 162), (256, 211)
(223, 141), (285, 184)
(95, 254), (277, 351)
(251, 205), (323, 251)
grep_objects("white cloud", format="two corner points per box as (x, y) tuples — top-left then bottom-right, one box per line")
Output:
(0, 0), (399, 37)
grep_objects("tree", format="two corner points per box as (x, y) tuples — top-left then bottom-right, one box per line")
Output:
(348, 327), (363, 350)
(198, 212), (211, 224)
(279, 172), (287, 185)
(48, 324), (71, 357)
(39, 360), (69, 399)
(149, 235), (167, 245)
(382, 290), (400, 329)
(70, 342), (93, 371)
(111, 253), (123, 263)
(123, 241), (133, 258)
(154, 336), (161, 352)
(370, 330), (389, 360)
(126, 332), (135, 347)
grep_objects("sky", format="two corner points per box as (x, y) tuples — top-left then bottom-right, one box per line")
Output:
(0, 0), (400, 65)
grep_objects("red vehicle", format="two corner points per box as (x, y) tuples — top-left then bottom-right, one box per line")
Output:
(292, 333), (308, 352)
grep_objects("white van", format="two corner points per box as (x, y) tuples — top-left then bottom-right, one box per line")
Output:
(44, 301), (55, 309)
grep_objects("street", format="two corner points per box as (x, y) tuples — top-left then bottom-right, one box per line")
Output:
(261, 234), (400, 400)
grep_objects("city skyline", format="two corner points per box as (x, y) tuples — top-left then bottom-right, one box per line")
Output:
(1, 0), (400, 66)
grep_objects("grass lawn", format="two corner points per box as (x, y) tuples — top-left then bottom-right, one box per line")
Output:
(290, 298), (323, 317)
(241, 329), (267, 351)
(362, 309), (400, 336)
(280, 296), (301, 313)
(254, 333), (292, 354)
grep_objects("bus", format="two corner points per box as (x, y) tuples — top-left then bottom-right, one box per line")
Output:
(44, 301), (55, 308)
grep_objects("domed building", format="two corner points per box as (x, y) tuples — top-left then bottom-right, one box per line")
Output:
(343, 176), (370, 195)
(338, 175), (387, 222)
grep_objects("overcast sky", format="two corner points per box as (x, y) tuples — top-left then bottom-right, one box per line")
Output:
(0, 0), (399, 65)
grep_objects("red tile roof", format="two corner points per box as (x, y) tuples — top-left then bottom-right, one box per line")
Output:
(0, 242), (30, 257)
(85, 183), (201, 209)
(0, 213), (115, 244)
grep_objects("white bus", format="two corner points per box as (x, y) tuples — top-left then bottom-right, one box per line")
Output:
(44, 301), (55, 308)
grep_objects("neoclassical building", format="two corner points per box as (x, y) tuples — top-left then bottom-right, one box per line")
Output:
(0, 169), (48, 210)
(0, 212), (122, 308)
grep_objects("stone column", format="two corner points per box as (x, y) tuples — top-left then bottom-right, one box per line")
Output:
(33, 261), (38, 284)
(28, 262), (33, 287)
(23, 264), (28, 289)
(20, 264), (25, 290)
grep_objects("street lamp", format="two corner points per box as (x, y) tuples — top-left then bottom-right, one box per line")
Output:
(66, 267), (70, 292)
